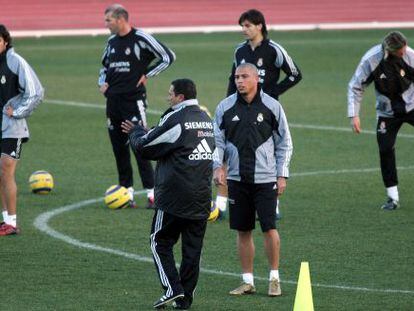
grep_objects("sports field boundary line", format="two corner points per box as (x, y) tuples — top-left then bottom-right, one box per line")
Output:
(33, 186), (414, 295)
(12, 21), (414, 38)
(44, 98), (414, 138)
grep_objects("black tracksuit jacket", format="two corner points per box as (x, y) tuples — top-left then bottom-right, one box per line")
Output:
(129, 99), (215, 219)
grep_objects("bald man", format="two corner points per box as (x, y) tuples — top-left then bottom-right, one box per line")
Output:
(213, 63), (293, 297)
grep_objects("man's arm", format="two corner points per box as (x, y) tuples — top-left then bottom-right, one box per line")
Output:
(136, 30), (176, 78)
(347, 54), (375, 133)
(272, 42), (302, 96)
(123, 110), (182, 160)
(273, 103), (293, 184)
(98, 42), (110, 93)
(9, 56), (43, 119)
(227, 61), (237, 96)
(213, 102), (227, 185)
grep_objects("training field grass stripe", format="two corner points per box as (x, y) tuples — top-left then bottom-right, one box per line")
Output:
(44, 99), (414, 139)
(33, 186), (414, 295)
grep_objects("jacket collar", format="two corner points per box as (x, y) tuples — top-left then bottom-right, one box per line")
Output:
(236, 89), (262, 106)
(172, 99), (199, 110)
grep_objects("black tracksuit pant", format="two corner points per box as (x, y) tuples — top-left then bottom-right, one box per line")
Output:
(106, 94), (154, 189)
(150, 209), (207, 303)
(376, 110), (414, 187)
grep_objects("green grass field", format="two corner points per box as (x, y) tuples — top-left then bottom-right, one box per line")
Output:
(2, 29), (414, 310)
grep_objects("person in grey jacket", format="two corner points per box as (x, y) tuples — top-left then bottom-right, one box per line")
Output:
(0, 25), (43, 235)
(213, 63), (292, 297)
(348, 31), (414, 210)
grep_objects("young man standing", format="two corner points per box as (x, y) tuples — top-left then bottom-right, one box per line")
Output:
(99, 4), (176, 208)
(0, 24), (44, 235)
(215, 9), (301, 218)
(214, 63), (293, 297)
(348, 31), (414, 210)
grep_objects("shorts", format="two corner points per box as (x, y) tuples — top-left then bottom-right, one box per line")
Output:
(228, 180), (277, 232)
(1, 138), (27, 160)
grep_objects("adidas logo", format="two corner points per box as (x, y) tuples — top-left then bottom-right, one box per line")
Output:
(380, 73), (387, 79)
(10, 151), (16, 157)
(232, 115), (240, 121)
(131, 116), (138, 122)
(111, 48), (115, 54)
(188, 139), (213, 160)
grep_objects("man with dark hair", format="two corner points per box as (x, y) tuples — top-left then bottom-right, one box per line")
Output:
(0, 24), (43, 235)
(215, 9), (301, 219)
(214, 63), (293, 297)
(348, 31), (414, 210)
(99, 4), (176, 209)
(122, 79), (215, 309)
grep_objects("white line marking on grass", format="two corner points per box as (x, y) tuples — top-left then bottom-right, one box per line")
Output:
(44, 99), (414, 138)
(33, 189), (414, 295)
(292, 165), (414, 177)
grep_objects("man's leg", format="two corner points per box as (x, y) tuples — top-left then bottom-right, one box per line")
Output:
(108, 123), (133, 188)
(178, 218), (207, 308)
(131, 98), (155, 208)
(263, 229), (280, 270)
(0, 155), (18, 233)
(237, 230), (255, 274)
(150, 210), (184, 308)
(376, 117), (402, 209)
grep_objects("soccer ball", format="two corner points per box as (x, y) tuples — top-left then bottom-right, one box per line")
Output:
(104, 185), (130, 209)
(207, 201), (219, 222)
(29, 170), (54, 194)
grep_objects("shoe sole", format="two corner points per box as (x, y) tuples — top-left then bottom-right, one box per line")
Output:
(154, 294), (184, 309)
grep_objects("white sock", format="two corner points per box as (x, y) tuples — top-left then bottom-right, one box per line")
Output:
(269, 270), (279, 281)
(386, 186), (399, 202)
(2, 210), (8, 223)
(7, 214), (16, 227)
(146, 188), (154, 200)
(127, 187), (134, 201)
(242, 273), (254, 286)
(215, 195), (228, 212)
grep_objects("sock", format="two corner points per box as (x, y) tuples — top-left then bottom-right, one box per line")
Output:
(269, 270), (279, 281)
(7, 214), (16, 227)
(386, 186), (399, 202)
(2, 210), (8, 223)
(242, 273), (254, 286)
(146, 188), (154, 201)
(215, 195), (228, 212)
(127, 187), (134, 201)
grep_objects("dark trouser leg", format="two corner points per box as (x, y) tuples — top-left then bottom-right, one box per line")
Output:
(131, 147), (155, 189)
(376, 117), (403, 188)
(150, 210), (184, 296)
(179, 219), (207, 304)
(108, 123), (133, 188)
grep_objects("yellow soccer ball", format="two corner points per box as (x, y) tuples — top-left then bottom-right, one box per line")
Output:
(208, 201), (220, 222)
(29, 171), (54, 194)
(104, 185), (130, 209)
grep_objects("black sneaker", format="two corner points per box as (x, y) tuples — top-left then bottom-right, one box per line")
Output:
(381, 198), (399, 211)
(153, 293), (184, 309)
(172, 295), (192, 310)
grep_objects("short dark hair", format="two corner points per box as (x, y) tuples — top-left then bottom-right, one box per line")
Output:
(238, 9), (268, 39)
(105, 4), (129, 21)
(0, 24), (12, 49)
(171, 79), (197, 100)
(382, 31), (407, 52)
